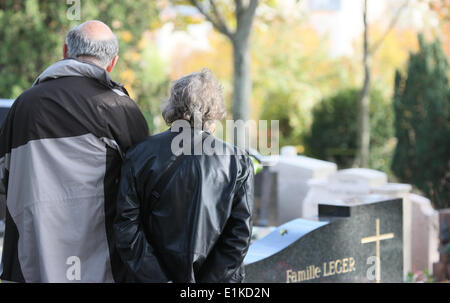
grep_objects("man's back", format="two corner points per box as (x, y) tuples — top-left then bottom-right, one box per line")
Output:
(0, 59), (149, 282)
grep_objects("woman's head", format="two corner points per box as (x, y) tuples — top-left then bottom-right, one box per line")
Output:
(162, 69), (226, 131)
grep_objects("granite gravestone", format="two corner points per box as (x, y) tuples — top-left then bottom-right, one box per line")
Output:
(302, 168), (417, 278)
(244, 198), (403, 283)
(253, 167), (278, 226)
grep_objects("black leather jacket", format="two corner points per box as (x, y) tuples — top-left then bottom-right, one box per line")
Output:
(114, 128), (254, 282)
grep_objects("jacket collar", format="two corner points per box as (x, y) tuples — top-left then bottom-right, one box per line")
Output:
(32, 58), (127, 94)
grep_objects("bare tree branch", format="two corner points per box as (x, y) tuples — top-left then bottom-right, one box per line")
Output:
(235, 0), (244, 16)
(356, 0), (371, 168)
(245, 0), (259, 20)
(208, 0), (232, 36)
(363, 0), (369, 58)
(235, 0), (258, 40)
(189, 0), (234, 40)
(369, 0), (410, 54)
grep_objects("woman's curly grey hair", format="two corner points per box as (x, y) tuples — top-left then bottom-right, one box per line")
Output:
(162, 69), (226, 129)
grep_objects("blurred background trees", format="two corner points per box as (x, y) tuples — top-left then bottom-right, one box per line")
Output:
(304, 87), (394, 173)
(392, 34), (449, 209)
(184, 0), (259, 122)
(355, 0), (409, 168)
(0, 1), (71, 99)
(0, 0), (165, 131)
(0, 0), (448, 208)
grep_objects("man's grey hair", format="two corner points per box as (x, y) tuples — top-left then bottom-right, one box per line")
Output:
(162, 69), (226, 129)
(65, 25), (119, 68)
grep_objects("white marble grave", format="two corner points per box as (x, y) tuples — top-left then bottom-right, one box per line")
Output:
(268, 147), (337, 225)
(409, 193), (439, 274)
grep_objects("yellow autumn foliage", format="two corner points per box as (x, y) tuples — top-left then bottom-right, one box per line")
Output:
(119, 68), (137, 99)
(120, 30), (133, 43)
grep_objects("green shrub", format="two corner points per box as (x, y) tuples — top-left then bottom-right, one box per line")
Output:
(304, 88), (395, 172)
(392, 34), (450, 209)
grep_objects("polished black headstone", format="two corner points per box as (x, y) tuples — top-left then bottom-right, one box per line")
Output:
(244, 198), (403, 283)
(253, 167), (278, 226)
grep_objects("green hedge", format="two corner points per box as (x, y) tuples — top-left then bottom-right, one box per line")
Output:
(392, 34), (450, 209)
(304, 88), (395, 172)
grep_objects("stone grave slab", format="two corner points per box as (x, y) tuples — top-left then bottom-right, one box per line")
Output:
(244, 198), (403, 283)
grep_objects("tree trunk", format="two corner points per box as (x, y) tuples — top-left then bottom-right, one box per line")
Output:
(189, 0), (258, 122)
(357, 61), (371, 167)
(357, 0), (371, 168)
(232, 38), (251, 122)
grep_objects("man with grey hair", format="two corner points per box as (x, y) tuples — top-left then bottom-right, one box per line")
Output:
(0, 20), (149, 282)
(64, 20), (119, 71)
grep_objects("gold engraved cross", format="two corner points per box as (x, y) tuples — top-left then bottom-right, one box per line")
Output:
(360, 218), (394, 283)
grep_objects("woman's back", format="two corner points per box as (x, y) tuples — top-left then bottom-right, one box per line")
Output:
(115, 128), (254, 282)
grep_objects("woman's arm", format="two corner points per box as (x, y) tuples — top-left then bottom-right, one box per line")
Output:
(114, 156), (170, 282)
(198, 156), (254, 282)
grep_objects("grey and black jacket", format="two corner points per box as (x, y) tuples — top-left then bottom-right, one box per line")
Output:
(0, 58), (149, 282)
(115, 129), (254, 282)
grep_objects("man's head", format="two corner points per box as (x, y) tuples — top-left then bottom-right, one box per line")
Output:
(64, 20), (119, 72)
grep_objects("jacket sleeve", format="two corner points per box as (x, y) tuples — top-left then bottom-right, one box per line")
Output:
(102, 97), (150, 155)
(114, 154), (170, 282)
(198, 156), (254, 283)
(0, 102), (16, 196)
